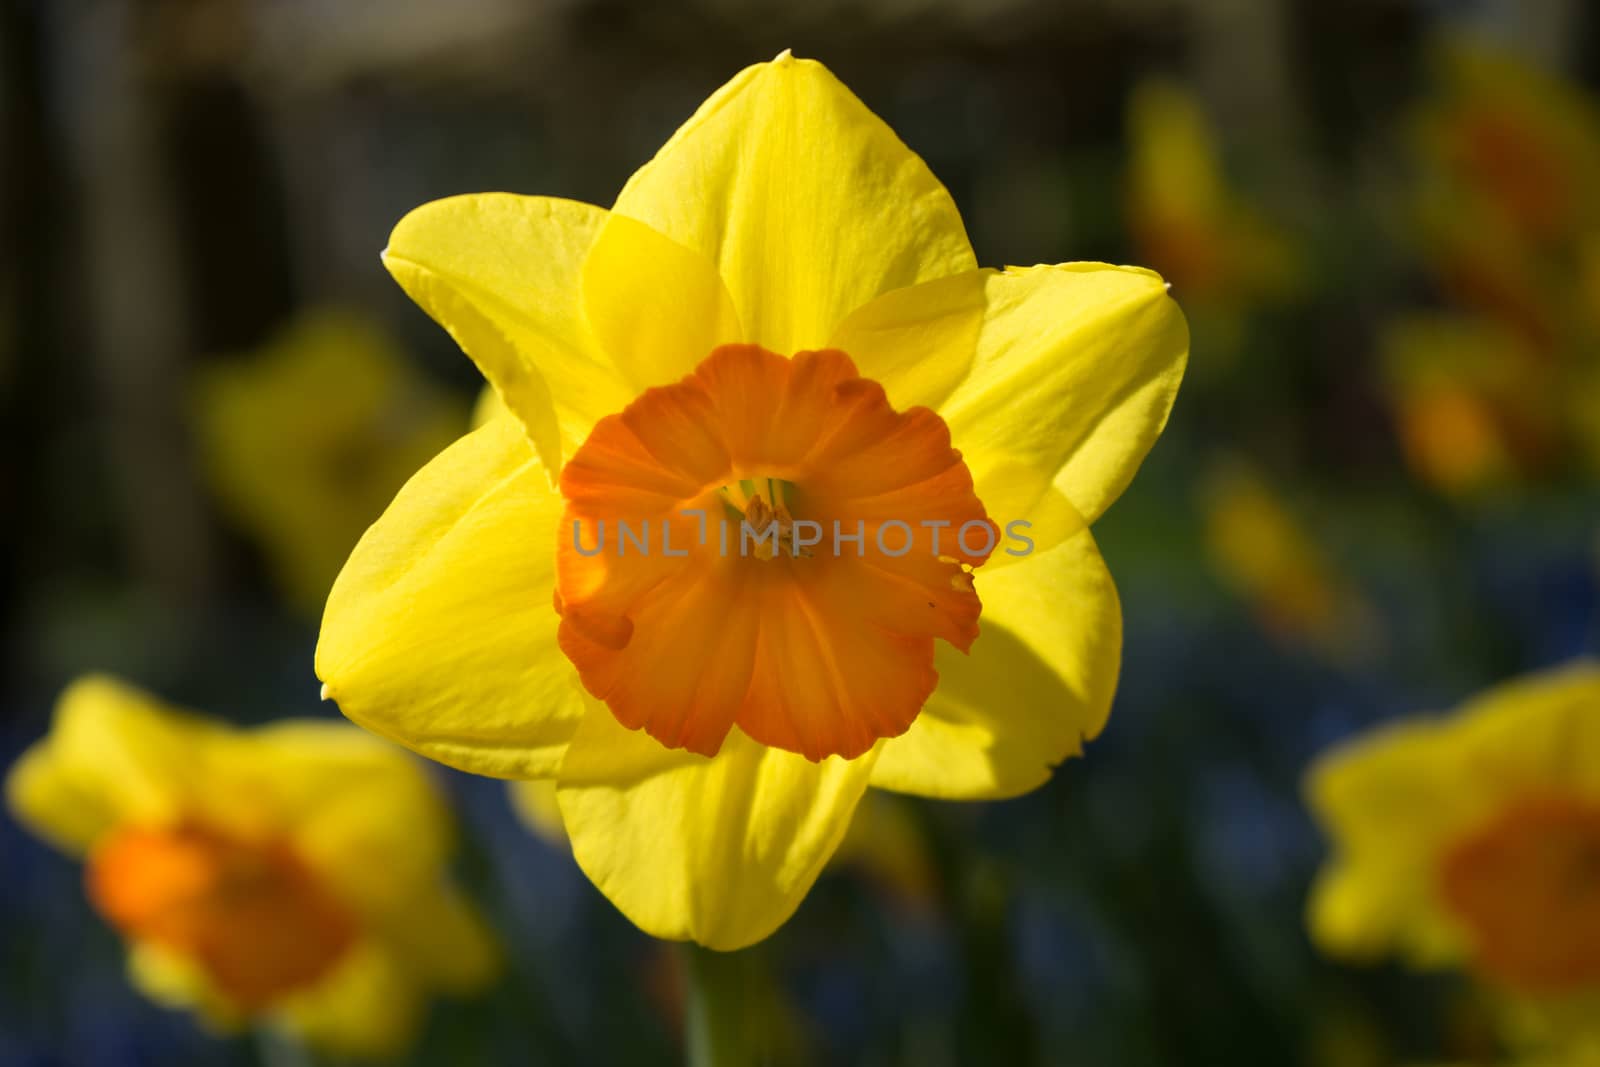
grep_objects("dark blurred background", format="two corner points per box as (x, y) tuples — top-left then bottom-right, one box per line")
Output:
(3, 0), (1599, 1064)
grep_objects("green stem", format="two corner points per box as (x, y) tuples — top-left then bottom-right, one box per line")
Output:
(683, 943), (774, 1067)
(256, 1028), (318, 1067)
(684, 944), (748, 1067)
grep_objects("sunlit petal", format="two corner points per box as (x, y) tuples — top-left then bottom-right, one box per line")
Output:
(612, 52), (976, 354)
(871, 523), (1120, 799)
(317, 416), (583, 779)
(557, 704), (876, 950)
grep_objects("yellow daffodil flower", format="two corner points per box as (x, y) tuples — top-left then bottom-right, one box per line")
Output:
(1125, 79), (1297, 345)
(1305, 663), (1600, 1050)
(193, 309), (467, 615)
(5, 676), (498, 1058)
(317, 52), (1188, 950)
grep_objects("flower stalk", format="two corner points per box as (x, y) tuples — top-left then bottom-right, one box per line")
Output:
(683, 943), (782, 1067)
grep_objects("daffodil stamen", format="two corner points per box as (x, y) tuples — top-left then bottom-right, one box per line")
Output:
(729, 482), (811, 560)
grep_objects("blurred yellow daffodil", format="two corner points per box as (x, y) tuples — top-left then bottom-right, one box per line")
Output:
(1201, 461), (1375, 660)
(1379, 314), (1556, 496)
(318, 51), (1187, 950)
(1306, 663), (1600, 1051)
(1385, 41), (1600, 497)
(193, 309), (467, 615)
(1405, 40), (1600, 352)
(1412, 41), (1600, 255)
(1125, 79), (1297, 345)
(5, 676), (498, 1058)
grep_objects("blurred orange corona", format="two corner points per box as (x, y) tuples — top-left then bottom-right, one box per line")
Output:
(1306, 663), (1600, 1055)
(5, 677), (498, 1057)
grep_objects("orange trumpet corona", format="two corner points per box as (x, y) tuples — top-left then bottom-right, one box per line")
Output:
(554, 344), (994, 761)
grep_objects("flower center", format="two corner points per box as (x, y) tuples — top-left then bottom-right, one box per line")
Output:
(1436, 792), (1600, 992)
(87, 822), (357, 1010)
(1453, 105), (1572, 241)
(554, 344), (994, 761)
(720, 480), (811, 560)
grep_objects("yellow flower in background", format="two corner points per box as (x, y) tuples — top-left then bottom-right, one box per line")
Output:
(1201, 461), (1375, 661)
(317, 52), (1187, 950)
(1409, 165), (1563, 353)
(1379, 315), (1556, 496)
(1405, 44), (1600, 349)
(1125, 79), (1297, 338)
(506, 778), (566, 850)
(1387, 40), (1600, 495)
(193, 309), (467, 615)
(5, 677), (497, 1058)
(1509, 1043), (1600, 1067)
(1306, 663), (1600, 1051)
(1412, 41), (1600, 252)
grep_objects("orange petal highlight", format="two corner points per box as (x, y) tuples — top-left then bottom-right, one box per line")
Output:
(555, 344), (992, 761)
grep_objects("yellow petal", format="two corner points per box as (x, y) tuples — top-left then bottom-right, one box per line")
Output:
(195, 719), (501, 991)
(961, 470), (1087, 572)
(379, 878), (501, 995)
(1448, 660), (1600, 782)
(381, 193), (634, 472)
(272, 941), (425, 1060)
(612, 52), (976, 355)
(208, 721), (452, 906)
(935, 264), (1188, 525)
(126, 942), (242, 1031)
(317, 415), (584, 779)
(581, 213), (744, 387)
(829, 269), (992, 412)
(191, 309), (469, 618)
(5, 676), (214, 854)
(470, 383), (507, 430)
(507, 778), (568, 847)
(1303, 717), (1478, 967)
(556, 703), (876, 950)
(870, 524), (1120, 799)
